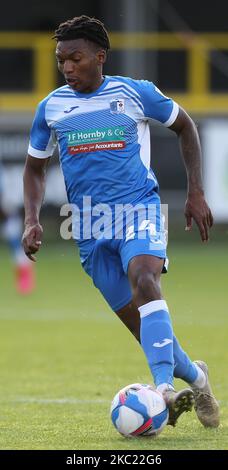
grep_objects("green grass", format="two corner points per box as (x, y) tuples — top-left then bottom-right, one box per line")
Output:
(0, 240), (227, 449)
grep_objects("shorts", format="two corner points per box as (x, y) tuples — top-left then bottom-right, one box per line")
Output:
(80, 192), (168, 311)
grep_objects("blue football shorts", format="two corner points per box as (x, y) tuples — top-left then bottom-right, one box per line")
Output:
(80, 192), (168, 311)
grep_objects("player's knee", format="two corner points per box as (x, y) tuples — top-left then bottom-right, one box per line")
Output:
(133, 271), (161, 304)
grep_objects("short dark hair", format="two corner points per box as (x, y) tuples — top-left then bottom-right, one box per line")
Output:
(54, 15), (110, 51)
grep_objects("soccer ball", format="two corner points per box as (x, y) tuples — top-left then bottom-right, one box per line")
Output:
(110, 383), (168, 437)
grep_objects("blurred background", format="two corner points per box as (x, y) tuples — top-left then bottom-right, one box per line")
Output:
(0, 0), (227, 450)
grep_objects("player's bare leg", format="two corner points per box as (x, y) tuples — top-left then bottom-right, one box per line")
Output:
(116, 301), (140, 342)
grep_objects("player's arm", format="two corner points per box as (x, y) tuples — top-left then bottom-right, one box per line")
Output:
(169, 107), (213, 242)
(133, 79), (213, 241)
(22, 155), (50, 261)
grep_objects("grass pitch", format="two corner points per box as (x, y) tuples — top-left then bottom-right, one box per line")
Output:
(0, 240), (227, 449)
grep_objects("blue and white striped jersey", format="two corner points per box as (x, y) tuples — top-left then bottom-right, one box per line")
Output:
(29, 75), (179, 209)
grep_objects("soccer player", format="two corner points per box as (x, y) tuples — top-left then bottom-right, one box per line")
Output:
(22, 16), (219, 427)
(0, 162), (35, 294)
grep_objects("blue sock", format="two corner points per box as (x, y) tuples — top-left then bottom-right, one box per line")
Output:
(138, 300), (174, 387)
(173, 335), (197, 383)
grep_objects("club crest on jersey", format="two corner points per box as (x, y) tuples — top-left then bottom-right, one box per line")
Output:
(110, 99), (125, 114)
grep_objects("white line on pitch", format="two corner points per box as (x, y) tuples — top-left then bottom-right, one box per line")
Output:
(10, 397), (109, 405)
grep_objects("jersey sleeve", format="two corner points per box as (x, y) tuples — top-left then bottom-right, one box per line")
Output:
(133, 79), (179, 126)
(28, 98), (56, 158)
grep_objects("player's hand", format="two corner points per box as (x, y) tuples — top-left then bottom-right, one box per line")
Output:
(184, 190), (213, 242)
(22, 223), (43, 262)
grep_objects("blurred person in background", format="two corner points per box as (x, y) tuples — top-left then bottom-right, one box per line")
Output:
(0, 160), (35, 294)
(22, 15), (219, 428)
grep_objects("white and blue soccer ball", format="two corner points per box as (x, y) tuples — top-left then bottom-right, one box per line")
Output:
(110, 383), (169, 437)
